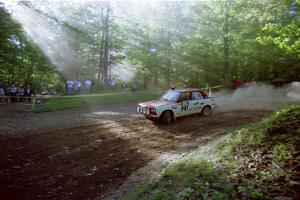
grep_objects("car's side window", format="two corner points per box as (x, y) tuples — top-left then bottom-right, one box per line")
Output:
(192, 92), (202, 100)
(182, 92), (190, 101)
(178, 92), (190, 102)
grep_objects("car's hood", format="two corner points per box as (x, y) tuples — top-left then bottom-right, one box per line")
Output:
(138, 99), (173, 108)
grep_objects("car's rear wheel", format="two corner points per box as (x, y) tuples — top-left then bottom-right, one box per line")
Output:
(202, 106), (211, 117)
(161, 111), (172, 125)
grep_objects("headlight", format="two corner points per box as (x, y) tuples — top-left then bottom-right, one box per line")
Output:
(149, 108), (156, 115)
(146, 109), (150, 115)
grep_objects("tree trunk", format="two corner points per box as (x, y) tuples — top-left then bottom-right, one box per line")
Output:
(166, 62), (171, 88)
(143, 71), (147, 89)
(98, 7), (105, 85)
(103, 3), (110, 87)
(165, 39), (171, 88)
(223, 0), (230, 85)
(154, 65), (158, 88)
(223, 35), (229, 84)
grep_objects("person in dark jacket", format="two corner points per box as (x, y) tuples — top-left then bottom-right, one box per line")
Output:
(25, 85), (32, 102)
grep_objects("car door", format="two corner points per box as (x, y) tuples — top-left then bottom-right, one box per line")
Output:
(176, 92), (193, 117)
(190, 91), (205, 114)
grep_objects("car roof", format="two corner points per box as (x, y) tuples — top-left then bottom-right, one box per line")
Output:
(171, 88), (202, 92)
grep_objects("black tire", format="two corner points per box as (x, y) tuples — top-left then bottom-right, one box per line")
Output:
(201, 106), (211, 117)
(161, 111), (172, 125)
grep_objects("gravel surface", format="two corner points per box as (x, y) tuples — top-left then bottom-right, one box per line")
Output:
(0, 103), (139, 135)
(0, 102), (274, 200)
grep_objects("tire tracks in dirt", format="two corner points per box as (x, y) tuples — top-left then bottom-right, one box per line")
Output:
(0, 104), (272, 200)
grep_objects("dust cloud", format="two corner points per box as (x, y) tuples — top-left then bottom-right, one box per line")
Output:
(287, 82), (300, 101)
(213, 82), (300, 112)
(111, 61), (135, 82)
(10, 3), (80, 78)
(3, 1), (136, 82)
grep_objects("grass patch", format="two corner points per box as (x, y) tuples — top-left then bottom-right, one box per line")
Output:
(217, 104), (300, 199)
(37, 90), (162, 112)
(123, 158), (235, 200)
(123, 105), (300, 200)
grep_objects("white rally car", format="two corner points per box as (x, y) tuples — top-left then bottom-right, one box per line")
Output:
(137, 88), (217, 124)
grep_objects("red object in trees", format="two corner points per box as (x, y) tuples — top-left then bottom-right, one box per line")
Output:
(234, 79), (242, 88)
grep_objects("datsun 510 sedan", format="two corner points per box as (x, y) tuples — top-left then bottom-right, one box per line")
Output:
(137, 88), (217, 124)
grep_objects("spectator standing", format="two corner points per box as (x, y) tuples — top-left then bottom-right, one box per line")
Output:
(31, 87), (36, 96)
(66, 80), (74, 95)
(25, 85), (32, 102)
(73, 80), (81, 94)
(0, 84), (7, 103)
(234, 79), (242, 89)
(83, 80), (92, 93)
(242, 80), (250, 88)
(131, 83), (137, 91)
(272, 78), (285, 88)
(10, 84), (17, 102)
(111, 79), (116, 90)
(91, 80), (95, 92)
(18, 86), (25, 102)
(121, 82), (127, 90)
(250, 79), (257, 87)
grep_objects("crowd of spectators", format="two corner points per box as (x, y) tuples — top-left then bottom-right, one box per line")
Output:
(66, 79), (138, 95)
(0, 79), (139, 103)
(66, 79), (94, 95)
(0, 84), (35, 103)
(108, 79), (137, 91)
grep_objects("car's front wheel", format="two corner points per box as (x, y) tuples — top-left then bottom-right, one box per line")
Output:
(201, 106), (211, 117)
(161, 111), (172, 125)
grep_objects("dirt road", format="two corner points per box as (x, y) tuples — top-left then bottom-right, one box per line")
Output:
(0, 103), (273, 200)
(0, 103), (139, 135)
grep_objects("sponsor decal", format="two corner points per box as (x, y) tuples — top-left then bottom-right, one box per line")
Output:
(180, 102), (189, 112)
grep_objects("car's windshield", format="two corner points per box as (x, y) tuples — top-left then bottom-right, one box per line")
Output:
(160, 91), (181, 102)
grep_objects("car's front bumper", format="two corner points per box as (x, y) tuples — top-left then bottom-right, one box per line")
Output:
(137, 106), (158, 118)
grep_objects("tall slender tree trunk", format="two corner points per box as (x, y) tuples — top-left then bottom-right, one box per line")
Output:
(166, 61), (171, 88)
(143, 71), (147, 89)
(98, 7), (105, 85)
(103, 3), (110, 86)
(154, 65), (158, 88)
(21, 40), (25, 85)
(223, 35), (229, 84)
(223, 0), (230, 85)
(165, 39), (171, 88)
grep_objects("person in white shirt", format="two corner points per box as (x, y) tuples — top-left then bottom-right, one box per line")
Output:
(84, 80), (92, 93)
(66, 80), (74, 95)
